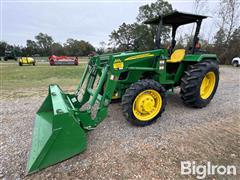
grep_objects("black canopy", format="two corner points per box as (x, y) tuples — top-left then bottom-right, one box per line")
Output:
(144, 11), (208, 26)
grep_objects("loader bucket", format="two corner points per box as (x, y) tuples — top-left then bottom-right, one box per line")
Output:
(27, 85), (87, 174)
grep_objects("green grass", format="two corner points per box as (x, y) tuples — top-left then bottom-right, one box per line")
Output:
(1, 63), (85, 91)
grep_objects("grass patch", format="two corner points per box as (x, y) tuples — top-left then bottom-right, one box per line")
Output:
(1, 63), (85, 91)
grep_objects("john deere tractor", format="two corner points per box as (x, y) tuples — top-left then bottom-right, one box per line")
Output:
(27, 11), (219, 173)
(3, 50), (17, 61)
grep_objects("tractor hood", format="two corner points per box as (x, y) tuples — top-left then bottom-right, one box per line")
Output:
(90, 49), (168, 67)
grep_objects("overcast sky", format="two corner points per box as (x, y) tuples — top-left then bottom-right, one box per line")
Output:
(1, 0), (221, 47)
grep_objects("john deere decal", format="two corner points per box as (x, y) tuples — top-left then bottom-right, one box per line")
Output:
(125, 53), (154, 61)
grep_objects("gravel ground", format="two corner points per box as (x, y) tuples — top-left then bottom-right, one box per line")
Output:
(1, 66), (240, 179)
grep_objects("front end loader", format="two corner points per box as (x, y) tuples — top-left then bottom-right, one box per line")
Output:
(27, 11), (220, 173)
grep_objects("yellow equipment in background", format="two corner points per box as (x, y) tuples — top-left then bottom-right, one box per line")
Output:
(19, 57), (36, 66)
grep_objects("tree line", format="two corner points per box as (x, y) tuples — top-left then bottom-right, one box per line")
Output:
(0, 33), (95, 57)
(0, 0), (239, 64)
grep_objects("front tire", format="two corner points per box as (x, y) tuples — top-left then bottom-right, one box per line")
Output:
(122, 79), (167, 126)
(180, 60), (219, 108)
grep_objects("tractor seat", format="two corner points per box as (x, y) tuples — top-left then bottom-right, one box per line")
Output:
(167, 49), (186, 63)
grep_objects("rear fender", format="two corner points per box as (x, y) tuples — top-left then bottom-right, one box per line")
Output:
(183, 54), (219, 63)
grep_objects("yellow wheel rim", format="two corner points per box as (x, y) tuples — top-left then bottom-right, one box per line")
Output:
(200, 71), (216, 99)
(132, 89), (162, 121)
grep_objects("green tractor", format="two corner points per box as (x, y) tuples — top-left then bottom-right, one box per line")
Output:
(27, 11), (219, 173)
(3, 49), (17, 61)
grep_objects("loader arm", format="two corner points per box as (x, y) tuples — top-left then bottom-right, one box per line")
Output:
(27, 60), (119, 173)
(74, 63), (119, 129)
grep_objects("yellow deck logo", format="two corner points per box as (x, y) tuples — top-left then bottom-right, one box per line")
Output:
(113, 59), (124, 69)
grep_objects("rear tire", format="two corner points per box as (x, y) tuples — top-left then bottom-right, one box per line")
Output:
(122, 79), (167, 126)
(232, 61), (239, 67)
(180, 60), (219, 108)
(19, 62), (22, 66)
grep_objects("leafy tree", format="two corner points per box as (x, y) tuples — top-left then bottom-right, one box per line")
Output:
(14, 45), (24, 57)
(110, 23), (136, 51)
(64, 39), (95, 56)
(136, 0), (173, 45)
(0, 41), (8, 56)
(213, 27), (240, 64)
(214, 28), (226, 45)
(26, 40), (39, 55)
(213, 0), (240, 64)
(64, 38), (78, 55)
(136, 0), (172, 22)
(79, 40), (95, 56)
(51, 42), (64, 55)
(109, 0), (172, 51)
(108, 23), (155, 51)
(214, 28), (229, 64)
(35, 33), (54, 55)
(96, 41), (107, 54)
(227, 26), (240, 60)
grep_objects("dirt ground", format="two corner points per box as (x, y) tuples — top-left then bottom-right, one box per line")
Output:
(1, 66), (240, 179)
